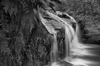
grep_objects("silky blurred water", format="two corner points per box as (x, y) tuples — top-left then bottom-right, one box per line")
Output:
(39, 10), (100, 66)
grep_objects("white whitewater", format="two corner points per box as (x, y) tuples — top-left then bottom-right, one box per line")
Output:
(39, 9), (100, 66)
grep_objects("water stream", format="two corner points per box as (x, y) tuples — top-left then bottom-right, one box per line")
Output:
(39, 9), (100, 66)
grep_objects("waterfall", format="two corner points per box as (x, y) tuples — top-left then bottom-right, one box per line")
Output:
(51, 34), (58, 62)
(39, 9), (100, 66)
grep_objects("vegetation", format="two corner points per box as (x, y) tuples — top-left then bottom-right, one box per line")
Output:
(0, 0), (100, 66)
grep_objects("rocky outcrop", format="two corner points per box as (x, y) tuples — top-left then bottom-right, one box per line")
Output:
(78, 19), (100, 44)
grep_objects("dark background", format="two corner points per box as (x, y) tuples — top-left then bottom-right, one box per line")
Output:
(0, 0), (100, 66)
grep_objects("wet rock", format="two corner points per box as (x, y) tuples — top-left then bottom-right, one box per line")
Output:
(57, 61), (73, 66)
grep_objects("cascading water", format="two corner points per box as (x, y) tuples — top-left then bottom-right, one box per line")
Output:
(45, 11), (76, 60)
(51, 34), (58, 62)
(39, 9), (100, 66)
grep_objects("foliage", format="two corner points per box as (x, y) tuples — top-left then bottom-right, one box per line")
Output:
(0, 0), (100, 66)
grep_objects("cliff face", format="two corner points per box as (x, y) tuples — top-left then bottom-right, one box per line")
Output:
(76, 15), (100, 44)
(0, 6), (65, 66)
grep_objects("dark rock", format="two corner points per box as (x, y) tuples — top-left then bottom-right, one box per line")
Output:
(57, 61), (73, 66)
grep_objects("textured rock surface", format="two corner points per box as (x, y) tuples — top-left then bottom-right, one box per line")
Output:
(77, 19), (100, 44)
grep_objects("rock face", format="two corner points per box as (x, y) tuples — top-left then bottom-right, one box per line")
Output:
(84, 31), (100, 44)
(78, 20), (100, 44)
